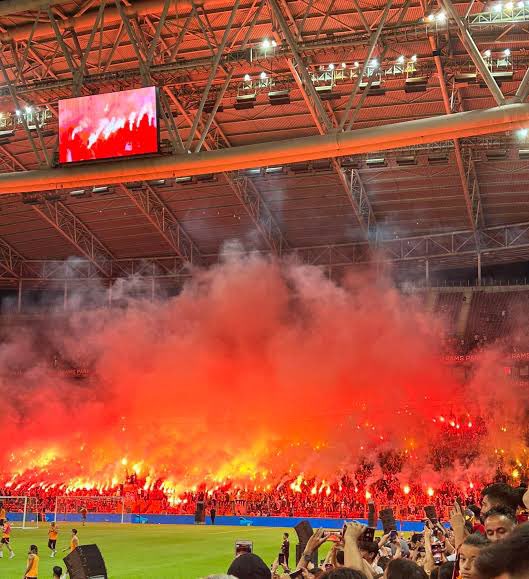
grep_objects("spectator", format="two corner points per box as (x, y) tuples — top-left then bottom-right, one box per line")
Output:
(483, 506), (517, 542)
(428, 562), (454, 579)
(359, 541), (383, 575)
(475, 522), (529, 579)
(457, 533), (489, 579)
(376, 557), (391, 572)
(343, 522), (376, 578)
(384, 559), (428, 579)
(320, 570), (368, 579)
(279, 532), (290, 569)
(467, 505), (485, 535)
(481, 483), (520, 514)
(227, 553), (271, 579)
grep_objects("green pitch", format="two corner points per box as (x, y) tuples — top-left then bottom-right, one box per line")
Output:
(0, 523), (300, 578)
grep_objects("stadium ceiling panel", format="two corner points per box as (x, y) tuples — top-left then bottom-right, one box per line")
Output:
(0, 0), (528, 284)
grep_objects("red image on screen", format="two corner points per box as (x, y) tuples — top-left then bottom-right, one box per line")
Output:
(59, 87), (158, 163)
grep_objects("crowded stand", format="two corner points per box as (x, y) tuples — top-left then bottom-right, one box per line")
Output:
(1, 470), (527, 521)
(201, 482), (529, 579)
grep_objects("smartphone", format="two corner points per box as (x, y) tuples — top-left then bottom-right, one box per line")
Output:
(431, 542), (443, 566)
(289, 570), (303, 578)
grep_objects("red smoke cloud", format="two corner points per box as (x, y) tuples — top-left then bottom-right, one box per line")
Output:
(2, 255), (528, 493)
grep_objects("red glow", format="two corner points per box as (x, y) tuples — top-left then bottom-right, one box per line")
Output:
(427, 487), (435, 497)
(1, 258), (529, 492)
(403, 485), (411, 494)
(59, 87), (158, 163)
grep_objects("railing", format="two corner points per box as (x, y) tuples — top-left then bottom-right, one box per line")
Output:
(400, 279), (529, 290)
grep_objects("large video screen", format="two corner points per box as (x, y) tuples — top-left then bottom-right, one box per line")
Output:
(59, 87), (158, 163)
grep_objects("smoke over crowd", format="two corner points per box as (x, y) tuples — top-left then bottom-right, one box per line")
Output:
(2, 254), (529, 494)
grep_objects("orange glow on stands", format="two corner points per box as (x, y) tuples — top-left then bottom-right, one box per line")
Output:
(1, 257), (529, 491)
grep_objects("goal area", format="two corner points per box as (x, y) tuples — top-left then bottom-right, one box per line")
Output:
(54, 496), (125, 524)
(0, 496), (40, 529)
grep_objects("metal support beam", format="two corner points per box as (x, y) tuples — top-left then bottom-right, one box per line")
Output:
(225, 173), (286, 254)
(118, 183), (202, 266)
(31, 201), (116, 277)
(75, 0), (107, 94)
(439, 0), (505, 105)
(184, 0), (240, 151)
(3, 151), (117, 279)
(2, 219), (529, 286)
(193, 69), (234, 153)
(268, 0), (376, 240)
(0, 53), (49, 168)
(0, 16), (523, 100)
(293, 219), (529, 267)
(166, 88), (288, 254)
(515, 67), (529, 103)
(1, 104), (529, 194)
(429, 35), (483, 230)
(114, 0), (185, 153)
(339, 0), (394, 131)
(348, 169), (377, 239)
(14, 256), (193, 281)
(269, 0), (333, 133)
(0, 237), (26, 278)
(461, 147), (483, 228)
(146, 0), (171, 67)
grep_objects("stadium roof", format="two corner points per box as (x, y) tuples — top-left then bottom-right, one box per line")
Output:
(1, 0), (529, 287)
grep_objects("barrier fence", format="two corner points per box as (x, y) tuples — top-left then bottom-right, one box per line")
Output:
(10, 512), (440, 532)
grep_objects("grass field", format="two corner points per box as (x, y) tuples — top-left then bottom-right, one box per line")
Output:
(0, 523), (297, 578)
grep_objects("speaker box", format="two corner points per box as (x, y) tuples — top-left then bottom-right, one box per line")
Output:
(195, 501), (205, 524)
(294, 520), (317, 565)
(424, 505), (438, 524)
(294, 520), (314, 545)
(379, 508), (397, 534)
(64, 544), (107, 579)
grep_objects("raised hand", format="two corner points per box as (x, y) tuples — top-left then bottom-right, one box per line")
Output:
(303, 527), (328, 555)
(344, 521), (367, 542)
